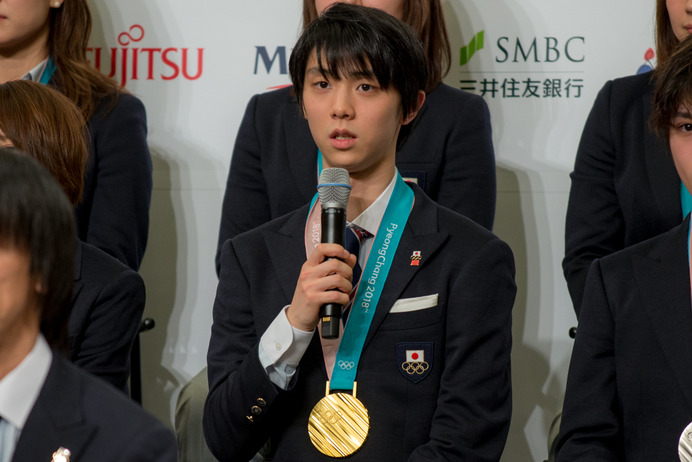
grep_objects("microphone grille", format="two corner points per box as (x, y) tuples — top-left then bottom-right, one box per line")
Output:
(317, 168), (351, 209)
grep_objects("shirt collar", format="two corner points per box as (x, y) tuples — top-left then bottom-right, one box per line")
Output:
(349, 171), (398, 236)
(23, 58), (49, 82)
(0, 335), (52, 430)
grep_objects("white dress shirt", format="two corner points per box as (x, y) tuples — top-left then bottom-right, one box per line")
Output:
(0, 335), (52, 461)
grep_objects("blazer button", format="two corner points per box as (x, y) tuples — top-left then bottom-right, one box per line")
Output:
(256, 398), (267, 407)
(251, 406), (262, 415)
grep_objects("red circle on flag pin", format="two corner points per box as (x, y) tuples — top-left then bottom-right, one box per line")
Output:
(410, 250), (421, 266)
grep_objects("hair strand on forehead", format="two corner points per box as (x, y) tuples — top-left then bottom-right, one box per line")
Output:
(651, 36), (692, 140)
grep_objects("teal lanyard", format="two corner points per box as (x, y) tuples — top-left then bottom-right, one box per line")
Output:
(328, 173), (413, 391)
(38, 57), (56, 85)
(682, 182), (692, 220)
(317, 150), (324, 177)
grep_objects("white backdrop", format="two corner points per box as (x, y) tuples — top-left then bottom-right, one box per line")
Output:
(87, 1), (654, 460)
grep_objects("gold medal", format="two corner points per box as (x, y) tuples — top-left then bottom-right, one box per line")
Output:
(308, 382), (369, 458)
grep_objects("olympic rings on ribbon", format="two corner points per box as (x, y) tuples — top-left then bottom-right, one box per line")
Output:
(338, 360), (355, 370)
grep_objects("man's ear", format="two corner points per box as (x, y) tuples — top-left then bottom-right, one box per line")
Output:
(402, 90), (426, 125)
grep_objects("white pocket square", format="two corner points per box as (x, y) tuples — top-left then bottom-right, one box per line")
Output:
(390, 294), (438, 313)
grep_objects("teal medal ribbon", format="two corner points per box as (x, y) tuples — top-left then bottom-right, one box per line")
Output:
(311, 153), (414, 391)
(317, 149), (324, 177)
(37, 57), (56, 85)
(329, 173), (413, 391)
(682, 182), (692, 220)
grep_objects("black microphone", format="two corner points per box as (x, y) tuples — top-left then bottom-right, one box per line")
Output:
(317, 168), (351, 339)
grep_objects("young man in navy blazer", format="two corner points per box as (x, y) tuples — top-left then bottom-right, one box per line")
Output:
(556, 36), (692, 461)
(0, 149), (176, 462)
(204, 4), (516, 461)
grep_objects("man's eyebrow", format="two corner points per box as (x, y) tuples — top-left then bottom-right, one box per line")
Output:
(347, 70), (375, 79)
(306, 67), (333, 78)
(305, 67), (375, 80)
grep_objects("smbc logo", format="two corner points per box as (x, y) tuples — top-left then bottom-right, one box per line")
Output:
(460, 31), (485, 66)
(460, 31), (585, 65)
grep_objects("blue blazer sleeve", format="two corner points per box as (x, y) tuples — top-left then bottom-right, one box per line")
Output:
(562, 73), (680, 316)
(70, 242), (146, 390)
(204, 239), (286, 462)
(76, 93), (153, 271)
(563, 81), (623, 317)
(555, 260), (622, 461)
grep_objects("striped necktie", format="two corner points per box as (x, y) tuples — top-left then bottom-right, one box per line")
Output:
(343, 226), (371, 323)
(344, 225), (371, 293)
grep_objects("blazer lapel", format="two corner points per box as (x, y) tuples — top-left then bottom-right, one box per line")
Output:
(636, 220), (692, 410)
(12, 356), (96, 461)
(282, 91), (317, 203)
(264, 205), (311, 301)
(642, 82), (681, 221)
(363, 189), (448, 348)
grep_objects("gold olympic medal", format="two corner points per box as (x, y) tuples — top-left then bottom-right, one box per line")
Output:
(308, 391), (369, 458)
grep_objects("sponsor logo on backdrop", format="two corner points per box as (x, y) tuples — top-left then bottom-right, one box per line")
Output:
(254, 46), (288, 75)
(87, 25), (204, 87)
(459, 30), (585, 100)
(460, 31), (485, 66)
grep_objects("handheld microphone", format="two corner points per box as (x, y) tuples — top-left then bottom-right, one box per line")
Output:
(317, 168), (351, 339)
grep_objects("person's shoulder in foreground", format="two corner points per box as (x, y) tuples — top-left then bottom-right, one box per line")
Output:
(557, 34), (692, 461)
(0, 148), (176, 462)
(16, 352), (177, 461)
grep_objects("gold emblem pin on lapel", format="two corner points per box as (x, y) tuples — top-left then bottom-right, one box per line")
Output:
(410, 250), (421, 266)
(52, 447), (71, 462)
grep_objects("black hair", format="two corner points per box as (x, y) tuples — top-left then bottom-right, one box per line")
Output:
(652, 35), (692, 140)
(0, 148), (76, 351)
(289, 3), (428, 126)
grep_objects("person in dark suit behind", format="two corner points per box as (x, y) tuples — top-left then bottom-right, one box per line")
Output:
(0, 148), (176, 462)
(204, 5), (515, 461)
(0, 80), (145, 391)
(216, 0), (496, 274)
(556, 35), (692, 461)
(0, 0), (152, 271)
(562, 0), (692, 317)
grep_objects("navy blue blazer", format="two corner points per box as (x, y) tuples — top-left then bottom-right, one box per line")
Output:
(205, 185), (515, 461)
(70, 241), (145, 390)
(563, 71), (680, 316)
(74, 92), (153, 271)
(216, 83), (496, 273)
(557, 217), (692, 461)
(11, 353), (176, 461)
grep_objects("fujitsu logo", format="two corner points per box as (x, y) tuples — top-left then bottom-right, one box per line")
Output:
(87, 25), (204, 87)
